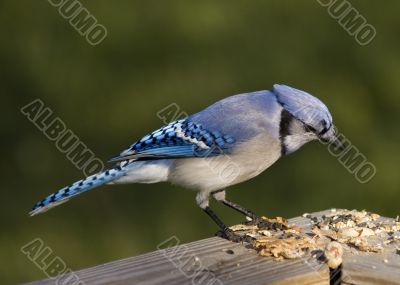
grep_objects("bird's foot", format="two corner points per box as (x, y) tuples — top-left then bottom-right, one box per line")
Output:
(217, 228), (255, 243)
(247, 216), (288, 231)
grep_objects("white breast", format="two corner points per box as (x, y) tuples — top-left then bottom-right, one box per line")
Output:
(168, 134), (282, 192)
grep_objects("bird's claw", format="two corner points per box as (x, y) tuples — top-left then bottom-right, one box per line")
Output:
(217, 228), (255, 243)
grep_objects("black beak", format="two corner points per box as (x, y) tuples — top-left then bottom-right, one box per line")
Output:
(319, 129), (345, 151)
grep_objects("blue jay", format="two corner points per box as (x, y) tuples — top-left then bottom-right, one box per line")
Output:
(30, 84), (341, 241)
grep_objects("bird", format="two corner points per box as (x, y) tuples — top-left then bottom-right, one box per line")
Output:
(30, 84), (342, 242)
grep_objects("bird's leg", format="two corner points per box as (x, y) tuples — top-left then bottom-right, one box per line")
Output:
(212, 190), (287, 230)
(196, 192), (252, 243)
(202, 207), (247, 242)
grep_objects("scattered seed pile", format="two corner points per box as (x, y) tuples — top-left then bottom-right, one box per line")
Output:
(229, 209), (400, 268)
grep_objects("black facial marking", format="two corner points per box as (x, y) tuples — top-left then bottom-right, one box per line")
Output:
(279, 109), (294, 156)
(305, 124), (317, 133)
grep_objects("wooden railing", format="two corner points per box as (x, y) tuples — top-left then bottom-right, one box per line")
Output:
(24, 209), (400, 285)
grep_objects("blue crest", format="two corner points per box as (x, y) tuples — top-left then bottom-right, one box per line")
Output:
(273, 84), (333, 134)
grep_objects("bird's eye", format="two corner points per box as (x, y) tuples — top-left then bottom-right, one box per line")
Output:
(318, 120), (330, 135)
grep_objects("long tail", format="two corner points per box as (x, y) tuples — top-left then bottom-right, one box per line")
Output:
(30, 162), (135, 216)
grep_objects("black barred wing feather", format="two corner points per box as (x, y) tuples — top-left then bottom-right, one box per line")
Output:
(109, 119), (235, 162)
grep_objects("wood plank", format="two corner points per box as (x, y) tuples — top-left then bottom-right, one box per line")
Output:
(296, 210), (400, 285)
(23, 213), (330, 285)
(342, 251), (400, 285)
(23, 209), (400, 285)
(340, 216), (400, 285)
(294, 209), (400, 285)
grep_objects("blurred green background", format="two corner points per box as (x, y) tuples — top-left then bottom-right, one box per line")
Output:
(1, 0), (399, 283)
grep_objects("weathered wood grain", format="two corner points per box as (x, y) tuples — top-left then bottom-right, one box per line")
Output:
(23, 236), (329, 285)
(23, 209), (400, 285)
(341, 224), (400, 284)
(23, 213), (329, 285)
(342, 251), (400, 285)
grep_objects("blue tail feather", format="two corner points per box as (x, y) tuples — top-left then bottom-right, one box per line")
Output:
(29, 163), (133, 216)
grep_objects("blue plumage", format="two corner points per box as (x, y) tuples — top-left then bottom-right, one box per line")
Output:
(29, 164), (137, 216)
(30, 84), (339, 227)
(109, 119), (235, 161)
(273, 84), (333, 136)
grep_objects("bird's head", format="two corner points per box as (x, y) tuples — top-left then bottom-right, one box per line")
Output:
(273, 84), (342, 155)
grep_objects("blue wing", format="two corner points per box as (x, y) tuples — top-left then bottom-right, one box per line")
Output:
(109, 119), (235, 162)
